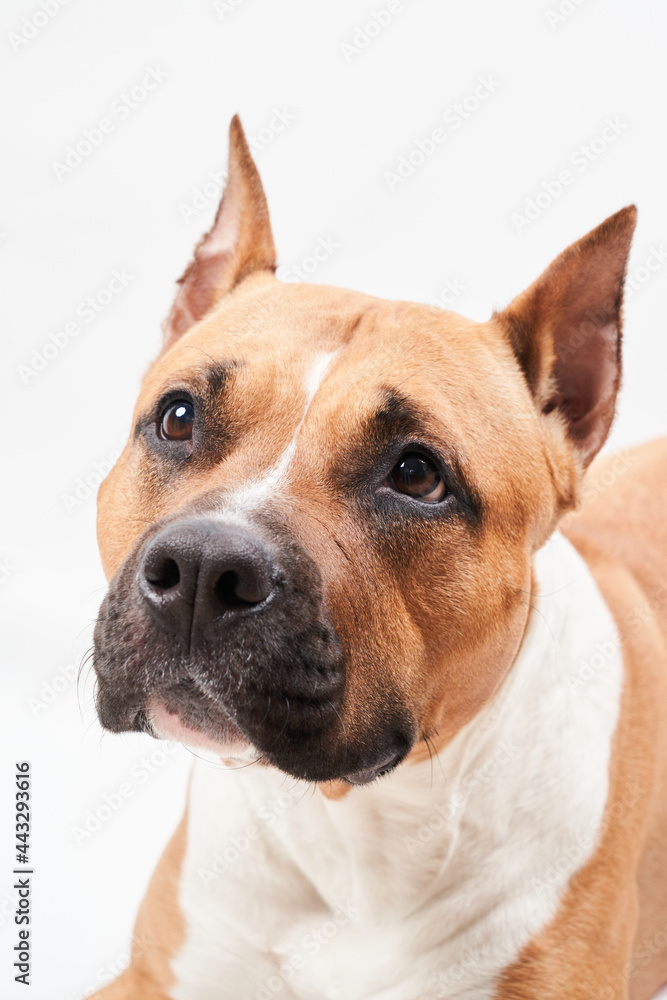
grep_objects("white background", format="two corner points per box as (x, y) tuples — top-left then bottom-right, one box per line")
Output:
(1, 0), (667, 997)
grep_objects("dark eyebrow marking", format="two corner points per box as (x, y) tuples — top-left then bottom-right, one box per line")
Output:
(363, 387), (483, 522)
(174, 358), (240, 403)
(134, 359), (241, 434)
(370, 387), (433, 441)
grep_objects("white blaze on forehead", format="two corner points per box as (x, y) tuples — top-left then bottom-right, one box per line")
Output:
(222, 349), (340, 519)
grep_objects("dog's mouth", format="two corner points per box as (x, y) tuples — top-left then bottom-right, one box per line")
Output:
(344, 752), (406, 785)
(127, 676), (256, 760)
(119, 679), (408, 784)
(95, 654), (415, 783)
(93, 516), (417, 784)
(136, 697), (403, 783)
(138, 700), (254, 759)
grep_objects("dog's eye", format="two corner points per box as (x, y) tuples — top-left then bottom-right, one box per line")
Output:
(159, 400), (194, 441)
(389, 452), (447, 503)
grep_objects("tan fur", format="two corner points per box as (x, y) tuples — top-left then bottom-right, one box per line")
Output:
(495, 441), (667, 999)
(98, 277), (561, 772)
(92, 119), (665, 997)
(92, 810), (188, 999)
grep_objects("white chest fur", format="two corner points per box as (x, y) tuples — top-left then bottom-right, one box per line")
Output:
(170, 533), (624, 1000)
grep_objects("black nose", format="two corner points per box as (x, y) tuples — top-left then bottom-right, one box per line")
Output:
(138, 520), (275, 645)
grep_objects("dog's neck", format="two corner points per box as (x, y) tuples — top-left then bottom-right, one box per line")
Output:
(174, 532), (625, 998)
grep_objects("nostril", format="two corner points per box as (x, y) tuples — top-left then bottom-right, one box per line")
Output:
(215, 570), (252, 610)
(145, 556), (181, 591)
(139, 522), (275, 631)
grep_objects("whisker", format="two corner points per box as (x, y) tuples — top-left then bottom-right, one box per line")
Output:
(328, 700), (348, 768)
(423, 732), (434, 790)
(520, 599), (559, 659)
(260, 693), (272, 724)
(276, 698), (291, 741)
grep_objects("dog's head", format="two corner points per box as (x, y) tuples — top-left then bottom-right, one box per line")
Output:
(93, 117), (636, 785)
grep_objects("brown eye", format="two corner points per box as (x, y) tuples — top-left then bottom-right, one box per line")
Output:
(389, 452), (447, 503)
(159, 400), (194, 441)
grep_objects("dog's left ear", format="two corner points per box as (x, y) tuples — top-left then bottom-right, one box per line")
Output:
(163, 115), (276, 346)
(495, 205), (637, 467)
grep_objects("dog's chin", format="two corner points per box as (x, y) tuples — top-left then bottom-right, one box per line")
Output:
(139, 699), (409, 784)
(144, 698), (256, 763)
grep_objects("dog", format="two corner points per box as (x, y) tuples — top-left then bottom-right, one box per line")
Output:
(90, 116), (667, 1000)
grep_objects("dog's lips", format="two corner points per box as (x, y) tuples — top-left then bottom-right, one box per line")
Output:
(344, 750), (403, 785)
(141, 697), (405, 784)
(144, 697), (253, 757)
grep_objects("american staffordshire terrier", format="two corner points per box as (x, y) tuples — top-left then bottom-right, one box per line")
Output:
(91, 117), (667, 999)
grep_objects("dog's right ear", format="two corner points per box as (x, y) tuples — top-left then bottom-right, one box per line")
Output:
(163, 115), (276, 347)
(495, 205), (637, 469)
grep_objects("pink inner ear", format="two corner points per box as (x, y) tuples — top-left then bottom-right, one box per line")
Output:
(200, 187), (242, 261)
(551, 311), (620, 458)
(162, 115), (276, 348)
(167, 189), (243, 342)
(497, 205), (637, 468)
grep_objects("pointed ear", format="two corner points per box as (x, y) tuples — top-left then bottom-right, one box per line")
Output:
(163, 115), (276, 346)
(495, 206), (637, 467)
